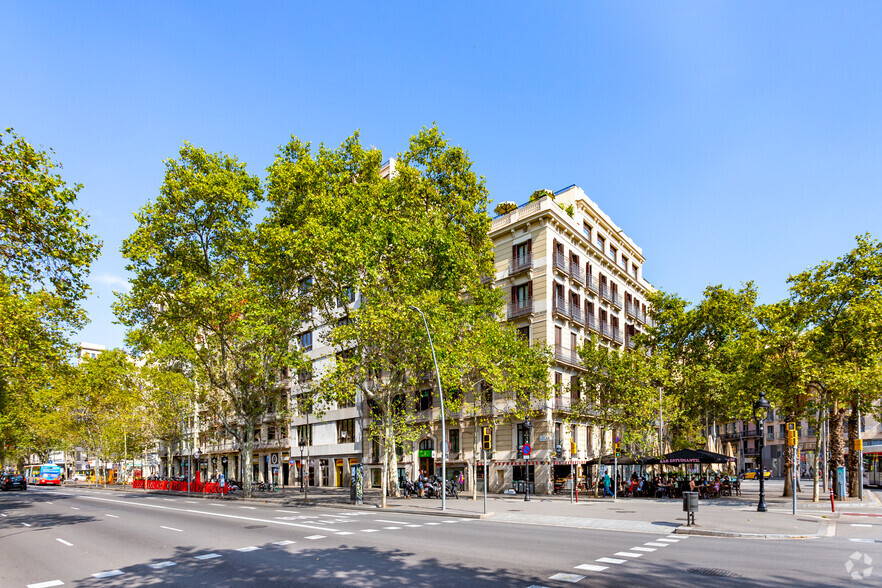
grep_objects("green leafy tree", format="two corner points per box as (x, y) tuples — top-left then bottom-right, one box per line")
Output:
(264, 127), (517, 506)
(0, 129), (101, 466)
(115, 144), (306, 497)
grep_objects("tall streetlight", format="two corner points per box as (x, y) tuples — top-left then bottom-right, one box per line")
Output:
(409, 305), (447, 512)
(753, 391), (771, 512)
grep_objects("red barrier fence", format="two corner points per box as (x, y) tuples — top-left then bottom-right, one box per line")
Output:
(132, 479), (227, 494)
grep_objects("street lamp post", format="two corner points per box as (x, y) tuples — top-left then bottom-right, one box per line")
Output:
(753, 391), (771, 513)
(298, 440), (306, 493)
(409, 305), (447, 512)
(524, 420), (532, 502)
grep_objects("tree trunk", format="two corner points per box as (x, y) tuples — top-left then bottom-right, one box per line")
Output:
(829, 406), (845, 499)
(471, 417), (479, 500)
(847, 404), (860, 498)
(812, 409), (822, 502)
(242, 431), (254, 498)
(782, 419), (793, 498)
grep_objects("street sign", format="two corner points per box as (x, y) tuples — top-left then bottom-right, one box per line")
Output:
(522, 443), (532, 456)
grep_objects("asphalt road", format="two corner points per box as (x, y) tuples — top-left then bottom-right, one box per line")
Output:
(1, 486), (881, 587)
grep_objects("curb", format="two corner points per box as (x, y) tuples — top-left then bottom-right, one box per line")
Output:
(673, 517), (834, 540)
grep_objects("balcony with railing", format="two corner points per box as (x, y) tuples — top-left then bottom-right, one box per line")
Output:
(625, 302), (637, 319)
(600, 322), (613, 340)
(585, 313), (598, 332)
(625, 336), (636, 349)
(570, 303), (584, 326)
(552, 397), (572, 412)
(586, 274), (598, 294)
(554, 345), (581, 367)
(570, 262), (583, 285)
(612, 328), (623, 345)
(610, 291), (622, 309)
(552, 297), (571, 319)
(552, 251), (568, 274)
(509, 253), (533, 275)
(600, 284), (613, 304)
(508, 297), (533, 320)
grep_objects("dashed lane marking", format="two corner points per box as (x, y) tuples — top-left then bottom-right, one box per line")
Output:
(148, 561), (177, 569)
(335, 532), (354, 535)
(27, 581), (64, 588)
(614, 552), (643, 558)
(21, 522), (32, 527)
(630, 547), (655, 552)
(160, 526), (183, 532)
(105, 514), (119, 518)
(305, 535), (326, 540)
(91, 570), (124, 579)
(382, 526), (401, 530)
(194, 553), (222, 560)
(70, 507), (80, 510)
(549, 573), (585, 583)
(442, 520), (457, 523)
(361, 529), (379, 533)
(275, 509), (300, 514)
(424, 522), (441, 526)
(240, 506), (256, 510)
(667, 535), (686, 539)
(375, 519), (409, 525)
(236, 546), (261, 552)
(644, 542), (668, 547)
(575, 564), (608, 572)
(596, 557), (626, 565)
(656, 538), (679, 543)
(273, 540), (296, 545)
(405, 524), (422, 528)
(0, 513), (6, 517)
(851, 524), (873, 527)
(185, 500), (199, 504)
(56, 538), (73, 547)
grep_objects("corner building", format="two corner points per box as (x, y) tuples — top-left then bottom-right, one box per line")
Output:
(478, 186), (655, 494)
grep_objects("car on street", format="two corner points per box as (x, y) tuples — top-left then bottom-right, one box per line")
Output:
(0, 473), (27, 491)
(743, 469), (772, 480)
(72, 472), (91, 482)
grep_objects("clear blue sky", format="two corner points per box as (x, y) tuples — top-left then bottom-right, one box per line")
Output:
(3, 2), (881, 350)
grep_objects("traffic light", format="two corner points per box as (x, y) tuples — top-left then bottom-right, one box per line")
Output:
(482, 427), (492, 451)
(571, 441), (578, 455)
(615, 441), (621, 457)
(786, 422), (798, 447)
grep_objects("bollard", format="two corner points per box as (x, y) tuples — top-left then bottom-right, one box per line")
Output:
(830, 486), (835, 513)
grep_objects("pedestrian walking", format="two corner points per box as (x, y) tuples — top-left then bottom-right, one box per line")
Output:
(457, 471), (464, 491)
(601, 471), (612, 498)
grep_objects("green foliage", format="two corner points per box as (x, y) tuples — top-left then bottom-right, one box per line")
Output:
(0, 129), (101, 465)
(115, 143), (305, 496)
(529, 189), (553, 202)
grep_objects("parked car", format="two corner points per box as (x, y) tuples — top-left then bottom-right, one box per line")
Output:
(71, 472), (91, 482)
(744, 469), (772, 480)
(0, 473), (27, 491)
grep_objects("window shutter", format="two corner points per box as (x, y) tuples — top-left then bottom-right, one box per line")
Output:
(511, 286), (516, 303)
(527, 239), (532, 254)
(512, 244), (517, 262)
(528, 280), (533, 298)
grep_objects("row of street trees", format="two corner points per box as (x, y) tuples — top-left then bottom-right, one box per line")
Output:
(115, 128), (551, 500)
(569, 235), (882, 499)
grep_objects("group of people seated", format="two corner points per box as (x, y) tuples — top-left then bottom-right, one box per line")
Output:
(617, 473), (741, 499)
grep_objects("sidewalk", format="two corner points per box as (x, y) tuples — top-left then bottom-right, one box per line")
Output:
(74, 479), (879, 539)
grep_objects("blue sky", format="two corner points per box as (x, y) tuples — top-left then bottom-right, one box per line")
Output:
(3, 3), (881, 350)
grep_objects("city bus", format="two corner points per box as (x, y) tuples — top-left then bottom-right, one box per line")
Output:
(25, 464), (63, 485)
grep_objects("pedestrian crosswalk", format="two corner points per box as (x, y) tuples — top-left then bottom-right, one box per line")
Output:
(540, 535), (686, 584)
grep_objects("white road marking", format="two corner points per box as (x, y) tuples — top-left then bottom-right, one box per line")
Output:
(575, 564), (608, 572)
(45, 501), (53, 504)
(48, 492), (338, 532)
(305, 535), (326, 540)
(631, 547), (656, 552)
(615, 552), (643, 558)
(21, 522), (32, 527)
(851, 523), (873, 527)
(850, 538), (875, 543)
(160, 526), (183, 532)
(424, 522), (441, 526)
(442, 520), (457, 523)
(273, 540), (296, 545)
(163, 499), (176, 502)
(644, 542), (668, 547)
(383, 526), (401, 530)
(656, 538), (678, 543)
(105, 514), (119, 518)
(361, 529), (379, 533)
(275, 509), (300, 514)
(91, 570), (124, 578)
(405, 524), (422, 528)
(236, 546), (261, 552)
(240, 506), (256, 510)
(0, 513), (6, 517)
(667, 534), (686, 538)
(549, 573), (585, 582)
(194, 553), (222, 560)
(375, 519), (409, 525)
(596, 557), (626, 564)
(185, 500), (199, 504)
(335, 532), (354, 535)
(27, 581), (64, 588)
(148, 561), (177, 569)
(56, 538), (73, 546)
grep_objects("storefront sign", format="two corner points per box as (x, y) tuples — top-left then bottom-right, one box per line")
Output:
(418, 450), (432, 458)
